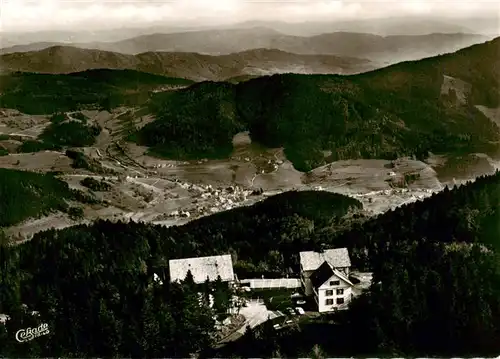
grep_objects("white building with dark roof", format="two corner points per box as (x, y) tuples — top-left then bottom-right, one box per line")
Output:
(169, 254), (235, 284)
(299, 248), (354, 312)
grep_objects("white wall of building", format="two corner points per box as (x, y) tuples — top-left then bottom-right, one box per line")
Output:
(316, 273), (353, 313)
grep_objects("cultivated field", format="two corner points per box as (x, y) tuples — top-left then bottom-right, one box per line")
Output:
(1, 106), (498, 239)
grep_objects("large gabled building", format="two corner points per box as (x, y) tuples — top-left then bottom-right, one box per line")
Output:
(168, 254), (237, 315)
(169, 254), (235, 284)
(299, 248), (354, 312)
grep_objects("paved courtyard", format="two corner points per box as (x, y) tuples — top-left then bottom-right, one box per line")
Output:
(236, 299), (283, 334)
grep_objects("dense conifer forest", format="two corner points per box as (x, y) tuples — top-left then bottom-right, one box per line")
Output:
(0, 69), (193, 114)
(0, 171), (499, 357)
(0, 168), (86, 227)
(212, 170), (500, 357)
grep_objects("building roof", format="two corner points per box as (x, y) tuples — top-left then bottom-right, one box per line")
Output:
(310, 261), (335, 290)
(299, 248), (351, 272)
(310, 261), (354, 290)
(332, 268), (354, 286)
(169, 254), (234, 284)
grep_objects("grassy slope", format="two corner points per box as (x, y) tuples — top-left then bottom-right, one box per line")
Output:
(0, 168), (76, 226)
(0, 69), (194, 114)
(136, 37), (500, 171)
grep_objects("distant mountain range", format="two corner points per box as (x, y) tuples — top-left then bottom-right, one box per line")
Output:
(0, 46), (375, 81)
(1, 16), (498, 47)
(0, 28), (489, 67)
(231, 17), (498, 37)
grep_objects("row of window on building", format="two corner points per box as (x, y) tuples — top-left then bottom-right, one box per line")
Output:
(325, 288), (344, 296)
(326, 297), (345, 305)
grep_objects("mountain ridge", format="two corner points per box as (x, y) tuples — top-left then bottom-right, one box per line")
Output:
(0, 45), (375, 81)
(0, 30), (488, 67)
(134, 37), (500, 171)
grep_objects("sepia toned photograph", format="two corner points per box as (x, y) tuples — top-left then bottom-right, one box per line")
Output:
(0, 0), (499, 357)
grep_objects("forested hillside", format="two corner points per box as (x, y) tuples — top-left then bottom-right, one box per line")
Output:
(0, 168), (86, 227)
(136, 37), (500, 171)
(1, 40), (498, 171)
(212, 170), (500, 357)
(0, 190), (361, 357)
(1, 172), (500, 357)
(39, 119), (102, 148)
(0, 69), (193, 114)
(136, 81), (243, 159)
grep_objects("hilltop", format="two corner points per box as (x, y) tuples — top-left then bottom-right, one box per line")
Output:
(135, 37), (500, 171)
(0, 30), (488, 67)
(0, 68), (193, 114)
(0, 46), (375, 82)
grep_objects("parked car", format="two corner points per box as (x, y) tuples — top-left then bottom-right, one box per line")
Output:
(295, 307), (305, 315)
(286, 307), (296, 316)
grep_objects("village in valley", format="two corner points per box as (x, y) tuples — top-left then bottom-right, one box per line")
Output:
(1, 4), (499, 355)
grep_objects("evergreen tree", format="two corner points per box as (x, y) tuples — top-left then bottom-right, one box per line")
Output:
(213, 275), (230, 316)
(201, 276), (212, 308)
(96, 299), (122, 357)
(140, 295), (160, 357)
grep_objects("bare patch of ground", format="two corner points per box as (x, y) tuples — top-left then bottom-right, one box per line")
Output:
(303, 158), (444, 214)
(304, 158), (442, 192)
(252, 161), (303, 190)
(440, 75), (471, 105)
(0, 109), (51, 146)
(5, 213), (82, 242)
(232, 131), (252, 147)
(0, 139), (21, 152)
(475, 105), (500, 128)
(432, 153), (498, 185)
(0, 151), (73, 172)
(0, 109), (50, 131)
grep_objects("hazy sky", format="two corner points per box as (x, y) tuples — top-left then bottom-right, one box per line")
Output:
(1, 0), (499, 32)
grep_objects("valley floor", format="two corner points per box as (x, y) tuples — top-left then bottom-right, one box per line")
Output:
(1, 108), (499, 241)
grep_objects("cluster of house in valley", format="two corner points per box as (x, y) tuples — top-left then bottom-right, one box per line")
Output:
(167, 183), (259, 218)
(167, 247), (373, 314)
